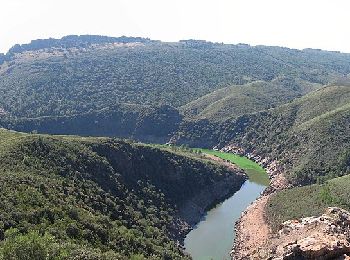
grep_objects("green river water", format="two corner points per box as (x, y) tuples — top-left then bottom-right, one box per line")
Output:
(184, 149), (269, 260)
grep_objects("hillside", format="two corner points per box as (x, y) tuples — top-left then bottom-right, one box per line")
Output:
(0, 129), (245, 259)
(1, 104), (183, 144)
(174, 84), (350, 185)
(181, 78), (321, 122)
(1, 35), (350, 141)
(266, 174), (350, 232)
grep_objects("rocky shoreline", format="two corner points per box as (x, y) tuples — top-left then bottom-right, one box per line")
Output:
(224, 144), (350, 260)
(220, 144), (290, 259)
(176, 154), (247, 248)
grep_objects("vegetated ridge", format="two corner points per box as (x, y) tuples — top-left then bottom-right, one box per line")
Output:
(1, 35), (350, 142)
(175, 84), (350, 185)
(1, 35), (350, 259)
(0, 129), (244, 259)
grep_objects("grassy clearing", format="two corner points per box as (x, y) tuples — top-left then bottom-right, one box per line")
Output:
(153, 143), (269, 186)
(193, 148), (269, 186)
(152, 144), (269, 186)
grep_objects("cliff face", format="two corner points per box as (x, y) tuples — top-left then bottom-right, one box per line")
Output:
(0, 129), (245, 258)
(87, 140), (246, 231)
(240, 207), (350, 260)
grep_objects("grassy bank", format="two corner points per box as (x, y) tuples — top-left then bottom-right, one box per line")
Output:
(153, 144), (269, 186)
(193, 148), (269, 186)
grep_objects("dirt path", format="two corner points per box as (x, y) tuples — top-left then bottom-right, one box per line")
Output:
(232, 195), (270, 259)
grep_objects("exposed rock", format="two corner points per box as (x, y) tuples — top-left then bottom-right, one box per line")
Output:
(227, 142), (350, 260)
(226, 143), (290, 259)
(221, 143), (290, 193)
(231, 195), (271, 259)
(247, 207), (350, 260)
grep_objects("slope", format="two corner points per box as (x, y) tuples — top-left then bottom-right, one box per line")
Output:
(0, 129), (245, 259)
(266, 173), (350, 231)
(1, 36), (350, 120)
(181, 78), (321, 122)
(174, 85), (350, 185)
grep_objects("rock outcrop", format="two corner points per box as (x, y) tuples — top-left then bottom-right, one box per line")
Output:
(226, 143), (290, 259)
(221, 144), (290, 193)
(248, 207), (350, 259)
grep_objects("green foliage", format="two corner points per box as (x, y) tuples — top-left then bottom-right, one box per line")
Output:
(0, 228), (126, 260)
(2, 104), (182, 144)
(266, 174), (350, 231)
(1, 229), (55, 260)
(0, 129), (244, 259)
(181, 78), (321, 122)
(176, 85), (350, 185)
(1, 36), (350, 136)
(194, 148), (269, 185)
(338, 149), (350, 174)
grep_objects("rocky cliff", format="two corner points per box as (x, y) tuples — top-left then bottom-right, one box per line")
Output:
(244, 207), (350, 259)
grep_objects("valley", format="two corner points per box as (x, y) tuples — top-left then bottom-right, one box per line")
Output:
(0, 129), (246, 259)
(183, 149), (268, 260)
(0, 35), (349, 259)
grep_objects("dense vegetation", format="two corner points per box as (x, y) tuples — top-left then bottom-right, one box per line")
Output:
(181, 78), (321, 122)
(0, 35), (350, 251)
(175, 84), (350, 185)
(1, 104), (182, 144)
(0, 129), (244, 259)
(1, 35), (350, 122)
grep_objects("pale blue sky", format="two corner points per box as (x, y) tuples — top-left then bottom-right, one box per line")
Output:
(1, 0), (349, 53)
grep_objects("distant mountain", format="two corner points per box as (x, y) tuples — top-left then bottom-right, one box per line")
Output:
(4, 35), (152, 57)
(1, 35), (350, 140)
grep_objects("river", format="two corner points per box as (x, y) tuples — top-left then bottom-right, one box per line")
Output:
(184, 150), (269, 260)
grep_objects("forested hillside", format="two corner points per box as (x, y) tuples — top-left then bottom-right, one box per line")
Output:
(181, 78), (321, 122)
(1, 104), (183, 144)
(175, 84), (350, 185)
(0, 34), (350, 259)
(0, 129), (244, 259)
(1, 35), (349, 186)
(1, 35), (350, 141)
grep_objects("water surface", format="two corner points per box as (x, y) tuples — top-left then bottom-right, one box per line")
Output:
(184, 150), (268, 260)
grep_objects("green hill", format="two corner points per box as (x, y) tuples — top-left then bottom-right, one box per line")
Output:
(266, 173), (350, 231)
(181, 78), (321, 122)
(0, 129), (244, 259)
(174, 85), (350, 184)
(1, 35), (350, 140)
(223, 85), (350, 184)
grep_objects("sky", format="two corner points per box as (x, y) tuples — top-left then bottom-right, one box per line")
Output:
(1, 0), (350, 53)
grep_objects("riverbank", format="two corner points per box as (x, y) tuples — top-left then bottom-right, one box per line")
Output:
(175, 152), (247, 249)
(183, 148), (269, 259)
(232, 195), (270, 258)
(225, 144), (290, 259)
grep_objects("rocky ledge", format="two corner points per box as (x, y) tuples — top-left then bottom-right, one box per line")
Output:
(250, 207), (350, 259)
